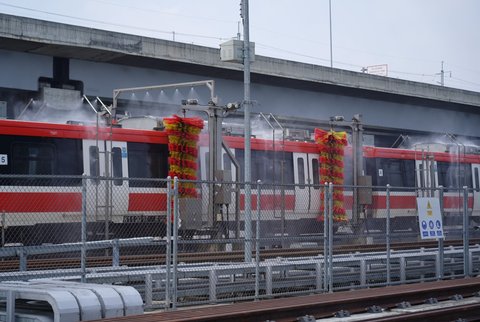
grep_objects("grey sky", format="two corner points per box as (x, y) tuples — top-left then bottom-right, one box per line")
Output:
(0, 0), (479, 92)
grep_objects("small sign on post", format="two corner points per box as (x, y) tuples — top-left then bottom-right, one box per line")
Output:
(417, 197), (444, 239)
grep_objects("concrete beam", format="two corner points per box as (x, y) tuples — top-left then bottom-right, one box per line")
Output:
(1, 13), (479, 108)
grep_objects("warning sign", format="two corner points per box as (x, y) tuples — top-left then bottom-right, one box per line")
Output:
(417, 198), (444, 239)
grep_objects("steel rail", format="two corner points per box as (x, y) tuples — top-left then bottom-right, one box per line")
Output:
(364, 302), (480, 321)
(91, 278), (480, 322)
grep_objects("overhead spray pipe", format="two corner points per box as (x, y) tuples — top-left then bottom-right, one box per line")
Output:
(446, 133), (467, 189)
(83, 95), (98, 114)
(268, 113), (287, 246)
(96, 97), (112, 115)
(112, 80), (216, 117)
(259, 112), (281, 242)
(17, 98), (34, 120)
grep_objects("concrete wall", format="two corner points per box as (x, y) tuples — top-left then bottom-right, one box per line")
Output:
(0, 49), (52, 90)
(1, 49), (479, 137)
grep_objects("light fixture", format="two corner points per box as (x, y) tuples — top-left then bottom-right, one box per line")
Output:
(330, 115), (344, 122)
(181, 99), (199, 106)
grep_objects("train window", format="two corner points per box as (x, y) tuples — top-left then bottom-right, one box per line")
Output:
(437, 162), (472, 192)
(54, 139), (83, 179)
(297, 158), (305, 189)
(89, 146), (100, 185)
(0, 137), (82, 186)
(13, 143), (55, 175)
(475, 168), (480, 192)
(235, 150), (294, 188)
(312, 158), (320, 189)
(112, 147), (123, 186)
(367, 158), (415, 190)
(127, 142), (168, 188)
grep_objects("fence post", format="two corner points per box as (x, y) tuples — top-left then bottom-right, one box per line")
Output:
(463, 186), (470, 277)
(81, 174), (87, 283)
(328, 182), (334, 293)
(18, 249), (26, 272)
(438, 186), (444, 280)
(144, 274), (153, 308)
(6, 290), (14, 322)
(112, 239), (120, 267)
(165, 176), (172, 310)
(255, 180), (261, 300)
(172, 176), (179, 309)
(386, 184), (391, 285)
(323, 182), (329, 292)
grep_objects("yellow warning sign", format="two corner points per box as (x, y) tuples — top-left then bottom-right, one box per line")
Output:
(427, 201), (433, 216)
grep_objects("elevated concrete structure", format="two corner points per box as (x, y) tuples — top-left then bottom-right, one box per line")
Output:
(0, 13), (479, 144)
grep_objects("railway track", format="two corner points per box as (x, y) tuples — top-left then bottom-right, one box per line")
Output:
(0, 239), (477, 272)
(92, 278), (480, 322)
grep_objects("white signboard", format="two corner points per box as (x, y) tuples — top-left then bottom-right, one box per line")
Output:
(366, 64), (388, 76)
(0, 154), (7, 165)
(417, 197), (444, 239)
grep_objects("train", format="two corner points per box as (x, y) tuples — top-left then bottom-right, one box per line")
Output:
(0, 117), (479, 246)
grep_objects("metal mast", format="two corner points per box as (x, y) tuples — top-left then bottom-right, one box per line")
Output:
(242, 0), (253, 262)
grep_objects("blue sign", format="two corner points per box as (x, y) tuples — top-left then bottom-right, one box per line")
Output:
(422, 221), (427, 229)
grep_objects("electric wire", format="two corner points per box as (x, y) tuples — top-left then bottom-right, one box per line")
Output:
(0, 1), (229, 41)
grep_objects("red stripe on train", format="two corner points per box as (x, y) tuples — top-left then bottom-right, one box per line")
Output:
(0, 192), (81, 212)
(368, 195), (474, 209)
(0, 192), (472, 214)
(128, 193), (167, 211)
(240, 194), (295, 211)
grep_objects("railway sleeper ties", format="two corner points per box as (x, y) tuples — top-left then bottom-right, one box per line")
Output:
(316, 298), (480, 321)
(0, 239), (479, 273)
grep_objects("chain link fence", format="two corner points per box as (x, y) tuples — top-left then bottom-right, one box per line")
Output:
(0, 175), (479, 309)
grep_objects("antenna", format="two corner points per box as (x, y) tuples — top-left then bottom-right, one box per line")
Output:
(237, 21), (241, 40)
(436, 61), (452, 86)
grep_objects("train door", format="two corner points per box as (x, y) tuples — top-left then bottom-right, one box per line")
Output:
(222, 149), (237, 215)
(415, 158), (438, 197)
(472, 164), (480, 211)
(293, 153), (309, 213)
(199, 146), (237, 224)
(307, 154), (321, 213)
(83, 139), (129, 228)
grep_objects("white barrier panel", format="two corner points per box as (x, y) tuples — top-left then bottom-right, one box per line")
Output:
(0, 280), (143, 321)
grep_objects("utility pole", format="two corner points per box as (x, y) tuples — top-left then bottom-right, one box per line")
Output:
(329, 0), (333, 68)
(241, 0), (253, 262)
(437, 61), (451, 86)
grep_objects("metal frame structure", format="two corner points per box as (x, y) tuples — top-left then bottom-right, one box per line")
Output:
(112, 80), (217, 118)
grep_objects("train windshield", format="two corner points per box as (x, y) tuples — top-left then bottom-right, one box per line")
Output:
(235, 149), (294, 186)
